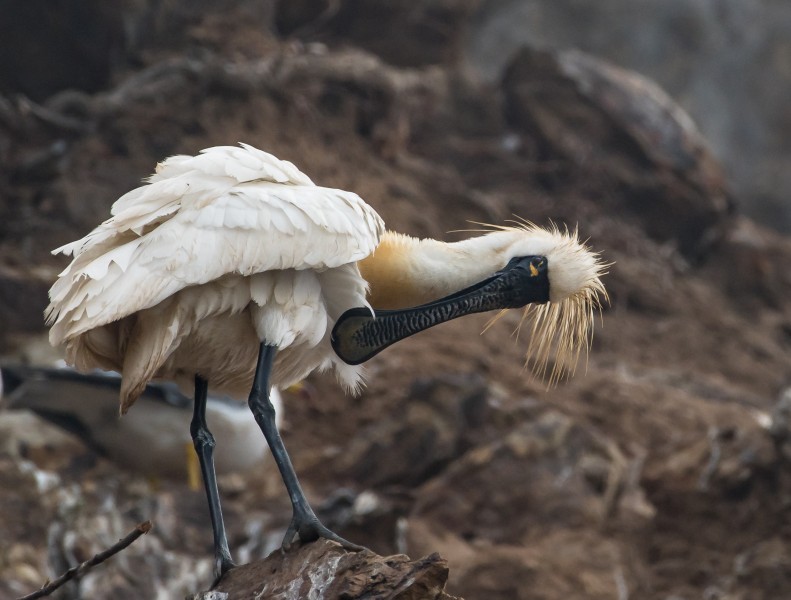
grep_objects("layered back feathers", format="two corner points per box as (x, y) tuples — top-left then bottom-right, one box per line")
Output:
(46, 144), (384, 346)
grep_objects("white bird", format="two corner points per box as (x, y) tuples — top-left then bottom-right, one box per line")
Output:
(45, 143), (607, 581)
(0, 364), (279, 482)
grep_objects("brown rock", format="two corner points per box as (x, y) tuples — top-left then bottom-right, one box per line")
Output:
(275, 0), (481, 67)
(502, 46), (733, 258)
(410, 411), (654, 543)
(207, 540), (461, 600)
(0, 265), (52, 347)
(338, 374), (489, 487)
(733, 537), (791, 599)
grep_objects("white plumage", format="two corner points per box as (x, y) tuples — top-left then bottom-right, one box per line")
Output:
(47, 144), (384, 413)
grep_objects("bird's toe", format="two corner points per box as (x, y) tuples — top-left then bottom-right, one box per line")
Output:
(211, 556), (237, 587)
(280, 511), (365, 553)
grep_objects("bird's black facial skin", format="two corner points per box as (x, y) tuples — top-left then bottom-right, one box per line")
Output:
(332, 255), (550, 365)
(492, 255), (550, 307)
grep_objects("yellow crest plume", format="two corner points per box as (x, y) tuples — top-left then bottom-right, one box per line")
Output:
(478, 219), (610, 384)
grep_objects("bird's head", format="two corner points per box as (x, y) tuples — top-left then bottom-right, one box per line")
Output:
(333, 220), (609, 384)
(496, 222), (607, 303)
(479, 221), (610, 383)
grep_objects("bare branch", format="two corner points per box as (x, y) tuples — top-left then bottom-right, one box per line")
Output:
(16, 520), (152, 600)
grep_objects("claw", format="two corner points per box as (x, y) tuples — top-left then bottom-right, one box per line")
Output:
(281, 509), (365, 553)
(211, 555), (237, 587)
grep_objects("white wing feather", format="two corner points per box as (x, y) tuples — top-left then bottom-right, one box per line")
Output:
(47, 145), (384, 345)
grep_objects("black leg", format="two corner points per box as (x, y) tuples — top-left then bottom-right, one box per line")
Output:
(190, 374), (235, 581)
(248, 343), (363, 552)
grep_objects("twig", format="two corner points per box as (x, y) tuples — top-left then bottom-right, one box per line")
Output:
(16, 520), (153, 600)
(15, 95), (92, 134)
(698, 426), (722, 491)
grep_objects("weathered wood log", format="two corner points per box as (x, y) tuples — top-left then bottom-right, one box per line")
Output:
(191, 540), (461, 600)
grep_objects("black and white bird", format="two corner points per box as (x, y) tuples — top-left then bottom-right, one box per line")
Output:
(0, 364), (280, 482)
(45, 144), (608, 580)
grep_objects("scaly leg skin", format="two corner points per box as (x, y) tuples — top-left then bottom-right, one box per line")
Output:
(248, 343), (364, 552)
(191, 375), (236, 582)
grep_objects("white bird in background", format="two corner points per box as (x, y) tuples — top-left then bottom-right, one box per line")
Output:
(0, 364), (280, 483)
(45, 143), (608, 581)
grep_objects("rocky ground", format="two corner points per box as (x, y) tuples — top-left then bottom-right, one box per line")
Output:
(1, 2), (791, 599)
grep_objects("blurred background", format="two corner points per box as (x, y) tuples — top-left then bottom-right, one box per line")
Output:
(1, 1), (791, 598)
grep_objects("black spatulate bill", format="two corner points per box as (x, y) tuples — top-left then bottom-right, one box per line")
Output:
(332, 255), (550, 365)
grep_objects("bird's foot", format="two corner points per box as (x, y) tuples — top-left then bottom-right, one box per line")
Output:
(211, 554), (237, 587)
(282, 508), (365, 553)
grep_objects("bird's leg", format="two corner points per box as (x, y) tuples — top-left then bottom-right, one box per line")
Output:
(248, 343), (363, 552)
(190, 374), (235, 581)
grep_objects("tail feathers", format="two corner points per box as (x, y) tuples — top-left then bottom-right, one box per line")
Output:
(119, 301), (189, 414)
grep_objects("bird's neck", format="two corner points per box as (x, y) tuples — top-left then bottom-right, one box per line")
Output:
(358, 230), (521, 309)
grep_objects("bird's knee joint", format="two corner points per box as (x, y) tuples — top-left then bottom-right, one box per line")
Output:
(191, 426), (216, 449)
(248, 393), (276, 417)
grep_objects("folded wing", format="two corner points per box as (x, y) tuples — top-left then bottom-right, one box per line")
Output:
(47, 144), (384, 345)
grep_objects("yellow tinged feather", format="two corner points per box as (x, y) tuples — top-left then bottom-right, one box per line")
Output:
(358, 233), (424, 309)
(363, 220), (610, 386)
(485, 221), (609, 385)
